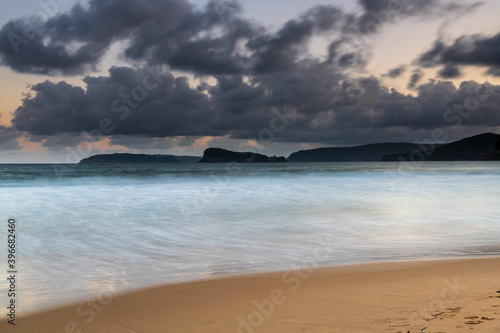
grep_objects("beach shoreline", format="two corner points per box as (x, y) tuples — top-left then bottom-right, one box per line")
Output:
(2, 256), (500, 332)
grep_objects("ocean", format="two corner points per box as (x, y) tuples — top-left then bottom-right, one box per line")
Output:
(1, 162), (499, 313)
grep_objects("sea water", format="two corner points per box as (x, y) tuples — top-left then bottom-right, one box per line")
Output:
(0, 162), (499, 313)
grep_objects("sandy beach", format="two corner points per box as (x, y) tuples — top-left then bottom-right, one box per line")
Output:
(2, 256), (500, 333)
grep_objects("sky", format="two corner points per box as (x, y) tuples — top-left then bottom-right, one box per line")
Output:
(0, 0), (500, 162)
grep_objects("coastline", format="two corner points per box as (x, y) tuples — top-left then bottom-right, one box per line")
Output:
(2, 256), (500, 332)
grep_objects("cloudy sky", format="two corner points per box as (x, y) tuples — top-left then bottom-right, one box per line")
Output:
(0, 0), (499, 162)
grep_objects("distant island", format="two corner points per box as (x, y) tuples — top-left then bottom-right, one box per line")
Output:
(79, 153), (201, 164)
(382, 133), (499, 161)
(287, 143), (425, 162)
(199, 148), (286, 163)
(78, 133), (500, 164)
(482, 136), (500, 160)
(175, 156), (203, 163)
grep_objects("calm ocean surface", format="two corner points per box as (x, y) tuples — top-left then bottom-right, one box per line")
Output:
(1, 162), (499, 313)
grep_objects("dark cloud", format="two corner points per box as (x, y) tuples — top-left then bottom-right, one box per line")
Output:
(2, 0), (337, 75)
(358, 0), (439, 14)
(0, 18), (105, 75)
(0, 0), (474, 76)
(12, 66), (218, 137)
(125, 3), (347, 75)
(355, 0), (472, 35)
(438, 63), (461, 78)
(419, 39), (445, 65)
(3, 0), (498, 151)
(418, 32), (500, 76)
(34, 133), (92, 151)
(0, 0), (219, 75)
(11, 63), (500, 147)
(407, 69), (423, 89)
(247, 6), (344, 74)
(357, 0), (437, 31)
(0, 126), (23, 150)
(0, 0), (174, 74)
(125, 0), (256, 75)
(487, 67), (500, 77)
(385, 65), (406, 78)
(324, 0), (476, 72)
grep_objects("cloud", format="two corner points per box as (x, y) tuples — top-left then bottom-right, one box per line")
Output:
(408, 69), (424, 89)
(356, 0), (436, 31)
(12, 66), (218, 137)
(18, 133), (93, 152)
(0, 126), (23, 150)
(385, 65), (407, 78)
(0, 0), (475, 76)
(438, 63), (461, 78)
(418, 32), (500, 76)
(325, 0), (478, 72)
(0, 0), (200, 75)
(11, 63), (500, 148)
(3, 0), (497, 151)
(124, 0), (257, 75)
(355, 0), (475, 35)
(0, 18), (104, 75)
(247, 5), (344, 74)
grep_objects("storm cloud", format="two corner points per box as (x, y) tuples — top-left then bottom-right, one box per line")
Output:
(1, 0), (336, 75)
(0, 0), (212, 75)
(418, 32), (500, 77)
(0, 0), (474, 76)
(12, 64), (500, 146)
(2, 0), (498, 152)
(13, 66), (218, 137)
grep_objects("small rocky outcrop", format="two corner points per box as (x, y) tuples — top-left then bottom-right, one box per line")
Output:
(199, 148), (286, 163)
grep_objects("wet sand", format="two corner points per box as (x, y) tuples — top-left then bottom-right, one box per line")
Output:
(2, 256), (500, 332)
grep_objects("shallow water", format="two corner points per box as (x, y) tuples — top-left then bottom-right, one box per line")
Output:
(0, 162), (499, 312)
